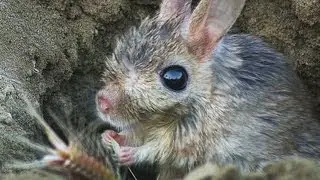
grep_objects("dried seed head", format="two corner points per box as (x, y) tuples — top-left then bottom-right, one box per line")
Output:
(6, 96), (121, 180)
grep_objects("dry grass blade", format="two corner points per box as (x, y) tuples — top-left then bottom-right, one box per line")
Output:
(23, 96), (67, 150)
(6, 95), (122, 180)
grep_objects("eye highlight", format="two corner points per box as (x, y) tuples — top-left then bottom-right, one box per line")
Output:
(160, 65), (188, 92)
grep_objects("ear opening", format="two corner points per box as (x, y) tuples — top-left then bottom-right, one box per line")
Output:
(186, 0), (246, 61)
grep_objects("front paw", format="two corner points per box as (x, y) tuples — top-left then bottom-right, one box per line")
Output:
(102, 130), (126, 146)
(102, 130), (137, 166)
(119, 146), (137, 166)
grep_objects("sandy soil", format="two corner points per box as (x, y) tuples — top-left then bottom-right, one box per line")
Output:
(0, 0), (318, 179)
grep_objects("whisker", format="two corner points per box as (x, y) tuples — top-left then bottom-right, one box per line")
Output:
(128, 167), (138, 180)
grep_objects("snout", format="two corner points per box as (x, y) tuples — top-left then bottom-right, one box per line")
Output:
(97, 94), (112, 114)
(96, 87), (138, 129)
(96, 87), (121, 115)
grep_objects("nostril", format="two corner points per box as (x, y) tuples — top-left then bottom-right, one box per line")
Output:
(98, 96), (112, 114)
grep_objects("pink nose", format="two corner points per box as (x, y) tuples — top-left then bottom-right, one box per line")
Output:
(98, 95), (112, 114)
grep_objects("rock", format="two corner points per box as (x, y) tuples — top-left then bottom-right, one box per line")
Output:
(236, 0), (320, 113)
(292, 0), (320, 25)
(184, 157), (320, 180)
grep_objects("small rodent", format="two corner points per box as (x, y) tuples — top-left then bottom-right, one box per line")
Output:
(96, 0), (320, 179)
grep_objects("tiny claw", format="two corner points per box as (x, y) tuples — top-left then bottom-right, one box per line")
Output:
(119, 146), (136, 166)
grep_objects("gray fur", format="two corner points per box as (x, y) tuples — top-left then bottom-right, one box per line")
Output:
(97, 1), (320, 179)
(207, 34), (320, 171)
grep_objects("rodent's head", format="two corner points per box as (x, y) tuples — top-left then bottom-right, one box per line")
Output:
(96, 0), (245, 132)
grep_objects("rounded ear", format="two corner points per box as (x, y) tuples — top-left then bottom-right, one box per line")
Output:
(157, 0), (192, 24)
(186, 0), (246, 61)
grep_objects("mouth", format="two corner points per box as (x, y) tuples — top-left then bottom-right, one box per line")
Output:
(114, 123), (139, 133)
(99, 113), (138, 133)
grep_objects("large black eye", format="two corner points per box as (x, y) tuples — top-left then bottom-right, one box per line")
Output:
(160, 65), (188, 91)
